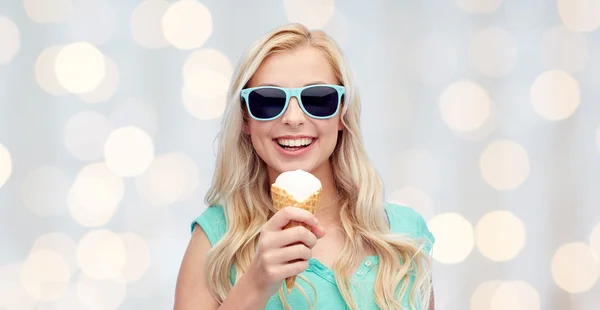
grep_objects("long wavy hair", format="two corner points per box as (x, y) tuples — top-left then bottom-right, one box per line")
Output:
(203, 23), (432, 310)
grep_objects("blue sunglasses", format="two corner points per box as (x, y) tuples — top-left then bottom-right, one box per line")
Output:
(241, 84), (345, 121)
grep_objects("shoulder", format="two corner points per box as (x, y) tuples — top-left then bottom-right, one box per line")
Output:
(384, 202), (435, 253)
(190, 204), (227, 246)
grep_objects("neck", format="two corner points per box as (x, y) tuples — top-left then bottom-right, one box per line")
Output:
(268, 162), (341, 227)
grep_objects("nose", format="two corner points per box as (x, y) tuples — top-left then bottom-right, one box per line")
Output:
(280, 96), (306, 127)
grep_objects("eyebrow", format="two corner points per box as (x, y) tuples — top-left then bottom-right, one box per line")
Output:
(256, 81), (328, 87)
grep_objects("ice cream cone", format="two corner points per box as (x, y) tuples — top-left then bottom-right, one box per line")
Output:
(271, 184), (322, 294)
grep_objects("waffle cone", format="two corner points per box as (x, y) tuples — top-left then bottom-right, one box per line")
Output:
(270, 184), (322, 294)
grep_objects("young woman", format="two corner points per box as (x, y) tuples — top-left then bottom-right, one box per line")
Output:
(174, 23), (435, 310)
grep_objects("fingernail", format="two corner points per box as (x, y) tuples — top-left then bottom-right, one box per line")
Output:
(314, 218), (319, 225)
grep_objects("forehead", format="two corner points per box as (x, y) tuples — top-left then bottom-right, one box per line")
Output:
(247, 45), (337, 87)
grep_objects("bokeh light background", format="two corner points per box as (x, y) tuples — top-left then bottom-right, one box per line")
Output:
(1, 0), (600, 309)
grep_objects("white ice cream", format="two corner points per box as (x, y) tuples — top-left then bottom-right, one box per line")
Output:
(274, 169), (322, 202)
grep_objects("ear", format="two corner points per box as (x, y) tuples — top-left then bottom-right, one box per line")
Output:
(337, 117), (343, 131)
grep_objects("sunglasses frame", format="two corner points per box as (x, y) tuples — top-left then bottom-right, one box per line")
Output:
(240, 84), (345, 121)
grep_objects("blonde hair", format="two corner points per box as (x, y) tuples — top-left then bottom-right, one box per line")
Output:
(203, 23), (432, 309)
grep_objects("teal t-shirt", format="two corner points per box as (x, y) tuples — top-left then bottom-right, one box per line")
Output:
(191, 202), (435, 309)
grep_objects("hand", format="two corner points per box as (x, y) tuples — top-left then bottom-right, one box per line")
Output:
(246, 206), (326, 297)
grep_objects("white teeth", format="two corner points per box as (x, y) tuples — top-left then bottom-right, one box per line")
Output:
(277, 138), (313, 147)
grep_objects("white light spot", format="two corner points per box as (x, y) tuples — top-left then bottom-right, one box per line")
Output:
(54, 42), (106, 94)
(68, 162), (124, 227)
(182, 87), (227, 120)
(468, 27), (517, 77)
(35, 45), (68, 96)
(475, 211), (526, 262)
(76, 55), (119, 103)
(135, 154), (185, 206)
(184, 69), (230, 99)
(0, 143), (12, 189)
(0, 262), (37, 310)
(29, 233), (78, 277)
(480, 140), (530, 191)
(119, 233), (151, 282)
(162, 0), (213, 50)
(440, 80), (491, 132)
(471, 280), (503, 310)
(283, 0), (335, 29)
(558, 0), (600, 32)
(109, 98), (158, 137)
(410, 34), (458, 85)
(76, 273), (126, 310)
(531, 70), (580, 121)
(551, 242), (600, 293)
(387, 187), (435, 221)
(428, 212), (474, 264)
(23, 0), (73, 23)
(20, 250), (70, 300)
(456, 0), (504, 14)
(0, 16), (20, 65)
(66, 0), (117, 45)
(21, 166), (70, 217)
(130, 0), (170, 49)
(77, 230), (127, 280)
(104, 126), (154, 177)
(64, 111), (113, 161)
(490, 281), (541, 310)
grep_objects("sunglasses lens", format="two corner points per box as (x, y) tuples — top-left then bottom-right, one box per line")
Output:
(248, 88), (287, 119)
(301, 86), (339, 117)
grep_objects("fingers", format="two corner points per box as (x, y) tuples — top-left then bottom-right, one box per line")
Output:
(264, 206), (318, 231)
(269, 244), (312, 264)
(267, 226), (318, 249)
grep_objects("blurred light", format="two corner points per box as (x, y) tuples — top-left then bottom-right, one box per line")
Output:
(551, 242), (600, 293)
(387, 187), (435, 221)
(119, 233), (151, 282)
(456, 0), (504, 13)
(109, 98), (158, 137)
(34, 284), (84, 310)
(558, 0), (600, 32)
(130, 0), (170, 49)
(0, 16), (20, 65)
(66, 0), (117, 45)
(410, 34), (458, 85)
(322, 10), (349, 48)
(21, 166), (70, 217)
(54, 42), (106, 94)
(428, 212), (474, 264)
(490, 281), (541, 310)
(76, 273), (126, 310)
(283, 0), (335, 29)
(35, 45), (68, 96)
(168, 152), (200, 201)
(0, 143), (12, 189)
(184, 69), (230, 99)
(68, 162), (124, 227)
(480, 139), (530, 191)
(540, 26), (588, 73)
(471, 280), (502, 310)
(64, 111), (113, 161)
(468, 27), (517, 77)
(475, 211), (526, 262)
(135, 153), (186, 206)
(23, 0), (73, 23)
(182, 87), (227, 120)
(589, 222), (600, 260)
(392, 149), (441, 192)
(104, 126), (154, 177)
(76, 55), (119, 103)
(20, 250), (71, 300)
(0, 262), (37, 310)
(162, 0), (213, 50)
(77, 230), (126, 280)
(531, 70), (580, 121)
(29, 233), (78, 277)
(440, 80), (491, 132)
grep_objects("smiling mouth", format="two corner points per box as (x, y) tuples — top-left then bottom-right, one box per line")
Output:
(274, 137), (315, 151)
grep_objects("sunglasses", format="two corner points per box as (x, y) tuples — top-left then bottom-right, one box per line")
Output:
(241, 84), (345, 121)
